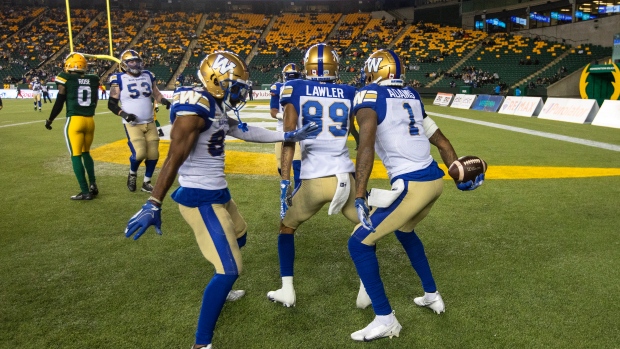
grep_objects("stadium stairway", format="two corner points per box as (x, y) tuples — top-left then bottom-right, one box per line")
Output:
(100, 17), (153, 83)
(387, 23), (412, 49)
(512, 49), (571, 89)
(166, 13), (209, 89)
(426, 42), (483, 88)
(325, 14), (347, 42)
(39, 11), (105, 73)
(245, 15), (278, 65)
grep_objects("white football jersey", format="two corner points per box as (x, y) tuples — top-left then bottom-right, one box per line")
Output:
(32, 81), (41, 92)
(109, 71), (156, 124)
(279, 79), (356, 179)
(353, 84), (433, 179)
(170, 87), (231, 190)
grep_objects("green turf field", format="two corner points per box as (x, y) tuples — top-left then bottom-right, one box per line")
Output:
(1, 98), (619, 348)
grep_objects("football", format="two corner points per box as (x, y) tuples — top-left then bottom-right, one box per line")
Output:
(448, 155), (487, 182)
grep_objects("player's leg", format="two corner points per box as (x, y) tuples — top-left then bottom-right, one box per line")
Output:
(37, 94), (42, 111)
(396, 179), (445, 314)
(268, 177), (333, 307)
(141, 122), (159, 193)
(81, 117), (98, 196)
(224, 199), (249, 301)
(348, 182), (439, 341)
(33, 95), (37, 110)
(178, 202), (243, 349)
(64, 117), (91, 200)
(124, 124), (147, 192)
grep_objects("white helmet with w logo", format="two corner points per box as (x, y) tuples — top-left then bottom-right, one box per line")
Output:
(362, 49), (405, 87)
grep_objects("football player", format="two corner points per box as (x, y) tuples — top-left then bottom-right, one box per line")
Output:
(44, 52), (101, 200)
(270, 63), (302, 189)
(348, 49), (484, 341)
(123, 51), (317, 349)
(41, 83), (52, 103)
(268, 43), (360, 307)
(30, 77), (42, 111)
(108, 50), (171, 194)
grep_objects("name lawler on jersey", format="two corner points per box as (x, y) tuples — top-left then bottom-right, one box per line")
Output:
(305, 85), (345, 99)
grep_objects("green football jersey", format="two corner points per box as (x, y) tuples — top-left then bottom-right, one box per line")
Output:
(55, 72), (100, 117)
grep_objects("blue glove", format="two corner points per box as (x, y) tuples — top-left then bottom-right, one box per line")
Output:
(355, 197), (375, 232)
(125, 200), (162, 240)
(456, 173), (485, 191)
(280, 179), (292, 219)
(284, 122), (319, 142)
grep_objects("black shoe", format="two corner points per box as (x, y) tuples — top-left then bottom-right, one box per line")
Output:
(127, 174), (137, 192)
(71, 192), (93, 200)
(89, 183), (99, 196)
(141, 181), (154, 193)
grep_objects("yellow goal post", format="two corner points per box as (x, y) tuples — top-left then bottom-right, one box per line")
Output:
(65, 0), (120, 63)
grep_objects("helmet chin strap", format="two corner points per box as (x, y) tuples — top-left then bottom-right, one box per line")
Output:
(222, 87), (248, 132)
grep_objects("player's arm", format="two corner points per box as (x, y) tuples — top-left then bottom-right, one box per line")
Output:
(152, 84), (171, 109)
(270, 108), (280, 120)
(269, 89), (281, 120)
(45, 85), (67, 130)
(354, 107), (377, 199)
(107, 85), (136, 122)
(149, 113), (205, 203)
(426, 119), (458, 170)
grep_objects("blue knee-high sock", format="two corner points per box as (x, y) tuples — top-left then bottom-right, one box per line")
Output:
(195, 273), (238, 345)
(237, 233), (247, 249)
(395, 230), (437, 293)
(278, 234), (295, 277)
(38, 100), (42, 108)
(348, 237), (391, 315)
(292, 160), (301, 190)
(144, 159), (158, 178)
(129, 157), (141, 173)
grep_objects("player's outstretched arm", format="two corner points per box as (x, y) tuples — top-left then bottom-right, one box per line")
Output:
(45, 85), (67, 130)
(125, 114), (205, 240)
(428, 128), (458, 169)
(354, 108), (377, 231)
(152, 84), (171, 109)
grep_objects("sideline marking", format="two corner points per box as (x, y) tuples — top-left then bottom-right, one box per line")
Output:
(427, 112), (620, 152)
(0, 120), (44, 128)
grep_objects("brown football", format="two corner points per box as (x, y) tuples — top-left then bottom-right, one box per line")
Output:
(448, 156), (488, 182)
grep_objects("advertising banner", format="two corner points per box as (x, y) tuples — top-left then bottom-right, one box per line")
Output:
(514, 96), (544, 117)
(470, 94), (504, 112)
(538, 98), (599, 123)
(433, 92), (454, 106)
(591, 100), (620, 128)
(450, 94), (477, 109)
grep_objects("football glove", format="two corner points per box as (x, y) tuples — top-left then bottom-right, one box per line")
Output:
(158, 128), (164, 137)
(120, 111), (137, 123)
(45, 119), (53, 130)
(160, 98), (171, 110)
(125, 200), (162, 240)
(456, 173), (485, 191)
(283, 122), (319, 142)
(155, 106), (159, 113)
(280, 179), (293, 219)
(355, 197), (375, 232)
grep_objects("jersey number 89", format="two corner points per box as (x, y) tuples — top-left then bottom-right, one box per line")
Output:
(301, 100), (349, 137)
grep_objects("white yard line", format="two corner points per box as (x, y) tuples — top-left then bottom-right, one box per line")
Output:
(427, 111), (620, 152)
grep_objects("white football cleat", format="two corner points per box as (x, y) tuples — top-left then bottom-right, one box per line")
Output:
(351, 312), (402, 342)
(267, 287), (296, 307)
(356, 281), (372, 309)
(414, 292), (445, 314)
(191, 344), (212, 349)
(226, 290), (245, 302)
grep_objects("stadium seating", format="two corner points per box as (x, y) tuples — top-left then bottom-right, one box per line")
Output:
(132, 11), (201, 84)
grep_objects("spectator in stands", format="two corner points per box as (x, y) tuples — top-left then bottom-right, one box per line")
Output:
(515, 87), (522, 96)
(494, 84), (501, 95)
